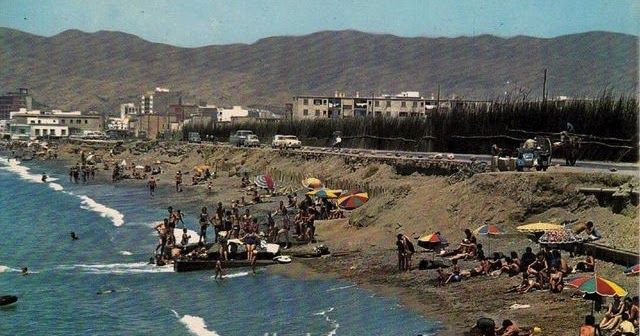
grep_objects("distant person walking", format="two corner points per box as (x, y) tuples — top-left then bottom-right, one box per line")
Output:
(147, 176), (157, 197)
(175, 171), (183, 192)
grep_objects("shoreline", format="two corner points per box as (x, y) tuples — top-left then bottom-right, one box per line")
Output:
(4, 141), (637, 335)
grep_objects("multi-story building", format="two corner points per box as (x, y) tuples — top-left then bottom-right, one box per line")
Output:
(218, 106), (249, 122)
(140, 88), (182, 116)
(292, 92), (492, 120)
(8, 109), (103, 140)
(0, 88), (32, 121)
(120, 103), (138, 115)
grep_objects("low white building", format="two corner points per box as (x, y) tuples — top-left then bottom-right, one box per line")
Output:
(9, 109), (102, 140)
(218, 106), (248, 122)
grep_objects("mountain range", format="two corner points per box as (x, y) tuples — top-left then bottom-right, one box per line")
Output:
(0, 27), (637, 113)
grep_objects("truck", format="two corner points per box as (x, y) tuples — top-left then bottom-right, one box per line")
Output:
(187, 132), (201, 143)
(228, 130), (254, 147)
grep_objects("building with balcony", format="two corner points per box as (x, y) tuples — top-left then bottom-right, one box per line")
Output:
(9, 109), (103, 140)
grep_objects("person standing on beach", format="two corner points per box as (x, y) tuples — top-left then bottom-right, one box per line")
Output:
(396, 234), (406, 271)
(175, 171), (183, 192)
(147, 176), (157, 197)
(155, 219), (168, 256)
(198, 207), (210, 243)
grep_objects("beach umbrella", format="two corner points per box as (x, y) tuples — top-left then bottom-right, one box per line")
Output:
(474, 224), (503, 254)
(337, 192), (369, 210)
(623, 264), (640, 276)
(254, 175), (275, 190)
(306, 188), (341, 199)
(194, 165), (211, 173)
(474, 224), (503, 236)
(567, 274), (628, 297)
(516, 222), (564, 233)
(302, 177), (323, 189)
(417, 232), (446, 249)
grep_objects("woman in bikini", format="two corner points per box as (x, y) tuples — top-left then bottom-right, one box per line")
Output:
(548, 266), (564, 293)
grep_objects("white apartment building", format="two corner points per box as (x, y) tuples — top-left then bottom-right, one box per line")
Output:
(218, 106), (248, 122)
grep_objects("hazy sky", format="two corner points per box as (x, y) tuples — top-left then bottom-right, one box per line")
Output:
(1, 0), (638, 47)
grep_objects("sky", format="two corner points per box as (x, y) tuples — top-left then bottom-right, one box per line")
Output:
(1, 0), (638, 47)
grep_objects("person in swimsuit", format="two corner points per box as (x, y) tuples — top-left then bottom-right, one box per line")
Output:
(155, 219), (168, 256)
(495, 319), (520, 336)
(527, 253), (548, 283)
(214, 256), (225, 280)
(241, 228), (259, 273)
(180, 228), (191, 247)
(574, 250), (595, 272)
(601, 295), (626, 330)
(548, 266), (564, 293)
(198, 207), (209, 243)
(175, 171), (182, 192)
(578, 315), (601, 336)
(445, 259), (462, 284)
(277, 208), (291, 248)
(147, 177), (156, 197)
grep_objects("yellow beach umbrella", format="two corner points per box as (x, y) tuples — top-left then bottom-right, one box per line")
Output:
(306, 188), (342, 199)
(516, 222), (564, 233)
(302, 177), (323, 189)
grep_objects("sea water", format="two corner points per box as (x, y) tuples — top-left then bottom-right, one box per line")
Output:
(0, 157), (440, 335)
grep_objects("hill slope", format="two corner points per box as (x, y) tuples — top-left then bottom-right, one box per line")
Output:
(0, 28), (637, 113)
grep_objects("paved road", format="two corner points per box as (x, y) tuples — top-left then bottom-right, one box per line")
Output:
(201, 142), (639, 175)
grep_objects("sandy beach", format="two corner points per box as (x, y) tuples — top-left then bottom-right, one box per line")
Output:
(23, 140), (639, 335)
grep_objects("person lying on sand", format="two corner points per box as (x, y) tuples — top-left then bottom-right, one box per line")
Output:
(468, 257), (490, 277)
(517, 273), (542, 294)
(445, 259), (462, 284)
(449, 240), (477, 261)
(495, 319), (520, 336)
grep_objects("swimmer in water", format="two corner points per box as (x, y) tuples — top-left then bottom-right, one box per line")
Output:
(41, 173), (47, 182)
(21, 267), (29, 276)
(70, 232), (79, 240)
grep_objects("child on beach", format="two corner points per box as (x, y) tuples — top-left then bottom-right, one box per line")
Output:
(214, 257), (224, 280)
(180, 228), (191, 247)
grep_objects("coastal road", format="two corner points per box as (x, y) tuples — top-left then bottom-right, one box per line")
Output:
(198, 142), (639, 175)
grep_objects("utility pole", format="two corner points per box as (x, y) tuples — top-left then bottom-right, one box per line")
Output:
(542, 68), (547, 102)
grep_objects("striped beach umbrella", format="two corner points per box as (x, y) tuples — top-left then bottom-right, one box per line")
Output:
(474, 224), (503, 236)
(254, 175), (274, 190)
(567, 275), (628, 297)
(623, 264), (640, 276)
(302, 177), (323, 190)
(417, 232), (445, 249)
(337, 192), (369, 210)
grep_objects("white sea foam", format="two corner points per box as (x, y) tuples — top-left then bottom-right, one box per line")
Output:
(171, 310), (221, 336)
(57, 262), (172, 274)
(78, 195), (125, 227)
(119, 251), (133, 256)
(0, 265), (18, 273)
(325, 284), (355, 292)
(314, 307), (339, 336)
(0, 157), (63, 191)
(210, 271), (252, 280)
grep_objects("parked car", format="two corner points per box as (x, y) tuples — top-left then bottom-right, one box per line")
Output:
(272, 135), (302, 149)
(229, 130), (254, 146)
(187, 132), (201, 143)
(244, 134), (260, 147)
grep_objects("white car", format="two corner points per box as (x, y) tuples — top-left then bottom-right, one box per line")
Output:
(272, 135), (302, 149)
(244, 134), (260, 147)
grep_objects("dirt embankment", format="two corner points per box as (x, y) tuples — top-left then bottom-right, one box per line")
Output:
(55, 142), (639, 335)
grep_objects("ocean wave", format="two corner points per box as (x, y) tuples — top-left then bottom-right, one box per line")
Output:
(119, 251), (133, 256)
(314, 307), (339, 336)
(325, 284), (355, 292)
(0, 158), (63, 191)
(57, 262), (172, 274)
(209, 270), (252, 280)
(78, 195), (125, 227)
(171, 310), (221, 336)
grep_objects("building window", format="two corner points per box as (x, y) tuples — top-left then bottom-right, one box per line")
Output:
(61, 129), (66, 136)
(76, 120), (81, 124)
(420, 102), (424, 107)
(315, 110), (320, 117)
(401, 101), (407, 107)
(386, 111), (391, 117)
(374, 101), (380, 107)
(410, 112), (419, 117)
(50, 129), (56, 136)
(84, 120), (88, 124)
(323, 111), (327, 116)
(35, 129), (40, 136)
(30, 120), (35, 124)
(313, 99), (322, 106)
(375, 111), (382, 117)
(61, 119), (65, 124)
(303, 99), (308, 105)
(42, 129), (48, 135)
(303, 109), (309, 116)
(37, 120), (41, 124)
(19, 129), (25, 134)
(323, 100), (327, 105)
(413, 101), (418, 108)
(385, 101), (391, 107)
(399, 112), (408, 117)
